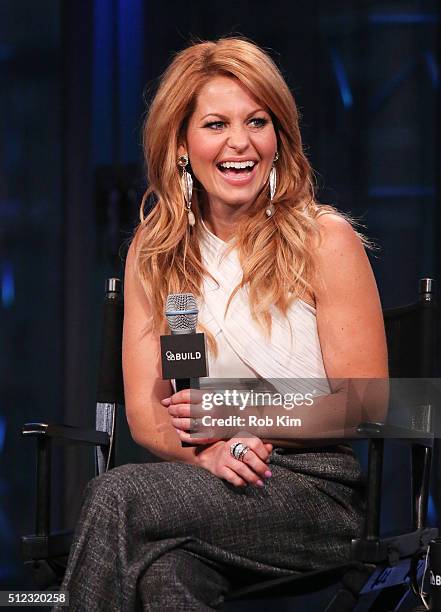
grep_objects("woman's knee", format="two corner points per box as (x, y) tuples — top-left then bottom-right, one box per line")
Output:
(84, 465), (136, 507)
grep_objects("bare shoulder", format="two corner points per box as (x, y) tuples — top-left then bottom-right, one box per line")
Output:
(311, 212), (388, 378)
(124, 238), (139, 293)
(125, 239), (136, 275)
(316, 211), (352, 231)
(311, 211), (375, 304)
(313, 213), (367, 282)
(315, 212), (364, 254)
(125, 232), (141, 270)
(123, 234), (152, 321)
(124, 231), (146, 292)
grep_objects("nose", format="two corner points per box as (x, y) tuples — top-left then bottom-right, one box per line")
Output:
(226, 124), (250, 152)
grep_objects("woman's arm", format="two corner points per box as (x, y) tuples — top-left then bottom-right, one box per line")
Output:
(167, 213), (389, 447)
(263, 213), (389, 443)
(313, 213), (388, 382)
(122, 240), (202, 463)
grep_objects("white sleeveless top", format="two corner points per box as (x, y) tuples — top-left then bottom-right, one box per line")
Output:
(197, 222), (331, 397)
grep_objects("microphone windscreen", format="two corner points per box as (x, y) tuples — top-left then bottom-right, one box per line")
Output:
(165, 293), (198, 333)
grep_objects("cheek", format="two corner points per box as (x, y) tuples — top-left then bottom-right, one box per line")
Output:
(188, 140), (219, 183)
(260, 131), (278, 157)
(188, 133), (217, 164)
(244, 135), (277, 166)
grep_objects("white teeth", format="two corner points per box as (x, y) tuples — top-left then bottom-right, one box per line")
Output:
(219, 160), (256, 169)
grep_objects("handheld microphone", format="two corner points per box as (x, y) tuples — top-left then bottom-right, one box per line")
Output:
(160, 293), (208, 445)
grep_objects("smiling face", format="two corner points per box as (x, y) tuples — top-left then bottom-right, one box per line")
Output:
(181, 76), (278, 219)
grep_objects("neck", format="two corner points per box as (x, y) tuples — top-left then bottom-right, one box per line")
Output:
(201, 194), (253, 242)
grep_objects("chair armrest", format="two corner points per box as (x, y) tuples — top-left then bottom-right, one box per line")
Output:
(22, 422), (109, 446)
(22, 423), (110, 541)
(353, 422), (433, 540)
(22, 530), (73, 561)
(356, 422), (434, 445)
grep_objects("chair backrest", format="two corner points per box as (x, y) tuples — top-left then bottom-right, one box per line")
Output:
(380, 278), (438, 532)
(383, 278), (438, 378)
(97, 277), (124, 404)
(95, 278), (124, 475)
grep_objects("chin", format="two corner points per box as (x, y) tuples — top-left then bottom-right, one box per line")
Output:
(219, 191), (259, 208)
(225, 199), (255, 209)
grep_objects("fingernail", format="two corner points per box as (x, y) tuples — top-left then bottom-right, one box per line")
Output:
(161, 397), (171, 406)
(264, 470), (272, 478)
(256, 480), (264, 487)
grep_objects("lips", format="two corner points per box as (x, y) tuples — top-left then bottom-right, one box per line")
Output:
(215, 162), (259, 185)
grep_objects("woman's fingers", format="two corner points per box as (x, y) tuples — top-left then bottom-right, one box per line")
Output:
(164, 400), (191, 415)
(171, 416), (192, 430)
(222, 466), (248, 487)
(197, 439), (272, 487)
(167, 403), (205, 428)
(249, 439), (273, 463)
(228, 456), (266, 486)
(226, 437), (273, 485)
(160, 389), (190, 405)
(171, 417), (210, 437)
(233, 432), (273, 462)
(166, 402), (203, 420)
(232, 449), (271, 481)
(167, 403), (191, 418)
(161, 388), (204, 407)
(175, 428), (220, 445)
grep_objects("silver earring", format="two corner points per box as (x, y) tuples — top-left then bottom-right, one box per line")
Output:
(265, 153), (278, 217)
(177, 154), (195, 226)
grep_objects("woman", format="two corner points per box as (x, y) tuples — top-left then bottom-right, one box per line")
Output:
(59, 38), (388, 610)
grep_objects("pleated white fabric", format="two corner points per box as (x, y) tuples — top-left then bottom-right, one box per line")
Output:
(197, 222), (331, 397)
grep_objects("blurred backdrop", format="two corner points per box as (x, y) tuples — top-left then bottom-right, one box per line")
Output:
(1, 0), (440, 590)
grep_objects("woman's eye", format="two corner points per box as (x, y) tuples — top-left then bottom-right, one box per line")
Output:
(205, 121), (225, 130)
(249, 117), (268, 128)
(203, 118), (268, 130)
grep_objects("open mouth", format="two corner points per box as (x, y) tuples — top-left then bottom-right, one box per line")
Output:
(216, 160), (258, 177)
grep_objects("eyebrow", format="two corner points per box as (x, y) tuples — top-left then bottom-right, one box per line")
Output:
(199, 108), (267, 121)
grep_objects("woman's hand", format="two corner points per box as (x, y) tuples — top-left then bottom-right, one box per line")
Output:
(196, 436), (273, 488)
(161, 388), (221, 444)
(161, 389), (273, 486)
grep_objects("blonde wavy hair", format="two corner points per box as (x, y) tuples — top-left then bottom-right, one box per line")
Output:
(134, 37), (353, 351)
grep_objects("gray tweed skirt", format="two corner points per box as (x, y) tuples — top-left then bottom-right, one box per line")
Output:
(55, 446), (365, 611)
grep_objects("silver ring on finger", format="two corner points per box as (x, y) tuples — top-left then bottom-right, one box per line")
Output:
(231, 442), (250, 462)
(230, 442), (243, 458)
(237, 446), (250, 462)
(231, 442), (246, 459)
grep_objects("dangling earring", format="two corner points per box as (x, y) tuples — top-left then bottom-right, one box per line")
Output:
(177, 154), (195, 226)
(265, 151), (279, 217)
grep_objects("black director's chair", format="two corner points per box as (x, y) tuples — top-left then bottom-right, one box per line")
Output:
(21, 278), (439, 611)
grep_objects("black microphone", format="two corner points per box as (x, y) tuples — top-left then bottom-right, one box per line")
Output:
(160, 293), (208, 445)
